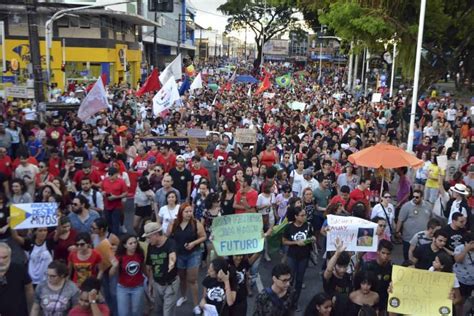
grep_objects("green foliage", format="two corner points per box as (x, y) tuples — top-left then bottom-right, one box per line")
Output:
(298, 0), (474, 90)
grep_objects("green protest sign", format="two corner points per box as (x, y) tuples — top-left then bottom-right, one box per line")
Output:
(211, 214), (264, 256)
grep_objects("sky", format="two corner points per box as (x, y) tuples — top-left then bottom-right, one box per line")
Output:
(188, 0), (229, 32)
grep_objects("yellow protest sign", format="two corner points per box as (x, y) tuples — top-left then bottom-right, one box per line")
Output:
(388, 265), (455, 316)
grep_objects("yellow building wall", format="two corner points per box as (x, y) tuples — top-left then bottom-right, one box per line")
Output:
(1, 39), (141, 91)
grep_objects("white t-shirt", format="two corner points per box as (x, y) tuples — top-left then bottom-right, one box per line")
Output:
(158, 204), (180, 234)
(447, 199), (468, 224)
(371, 203), (396, 237)
(433, 191), (450, 219)
(256, 193), (275, 215)
(291, 170), (305, 195)
(445, 108), (457, 121)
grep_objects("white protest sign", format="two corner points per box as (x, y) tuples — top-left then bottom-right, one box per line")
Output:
(288, 101), (307, 111)
(10, 203), (59, 229)
(371, 93), (382, 103)
(326, 215), (378, 252)
(263, 92), (275, 99)
(437, 155), (448, 171)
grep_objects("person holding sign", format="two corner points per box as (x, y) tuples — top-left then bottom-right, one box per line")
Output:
(282, 206), (316, 310)
(429, 251), (462, 313)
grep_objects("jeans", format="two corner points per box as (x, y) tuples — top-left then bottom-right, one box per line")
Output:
(152, 278), (179, 316)
(102, 273), (118, 316)
(105, 209), (121, 236)
(287, 256), (309, 304)
(117, 284), (145, 316)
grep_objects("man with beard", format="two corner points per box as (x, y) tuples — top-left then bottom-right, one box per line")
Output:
(68, 195), (101, 234)
(0, 242), (34, 316)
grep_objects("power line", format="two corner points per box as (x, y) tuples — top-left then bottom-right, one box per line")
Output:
(187, 1), (227, 18)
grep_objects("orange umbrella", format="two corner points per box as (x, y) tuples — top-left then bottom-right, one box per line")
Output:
(348, 143), (423, 169)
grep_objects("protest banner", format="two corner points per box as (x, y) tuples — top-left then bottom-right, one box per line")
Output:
(10, 203), (58, 229)
(326, 215), (378, 252)
(263, 92), (275, 99)
(235, 128), (257, 144)
(388, 265), (455, 316)
(211, 213), (264, 256)
(187, 128), (208, 138)
(371, 92), (382, 103)
(288, 101), (307, 111)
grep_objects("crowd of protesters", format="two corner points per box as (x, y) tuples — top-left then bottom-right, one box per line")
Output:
(0, 59), (473, 316)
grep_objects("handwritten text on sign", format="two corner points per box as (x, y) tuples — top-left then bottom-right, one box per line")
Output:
(388, 265), (455, 316)
(211, 213), (264, 256)
(326, 215), (378, 252)
(10, 203), (58, 229)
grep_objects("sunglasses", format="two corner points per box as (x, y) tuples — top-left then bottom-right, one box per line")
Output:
(413, 196), (421, 199)
(76, 242), (87, 247)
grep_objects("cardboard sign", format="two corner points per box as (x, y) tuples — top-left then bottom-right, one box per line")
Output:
(235, 128), (257, 144)
(10, 203), (58, 229)
(211, 214), (264, 256)
(326, 215), (378, 252)
(437, 155), (448, 171)
(388, 265), (455, 316)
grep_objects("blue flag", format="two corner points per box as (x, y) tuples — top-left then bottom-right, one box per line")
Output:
(179, 76), (191, 95)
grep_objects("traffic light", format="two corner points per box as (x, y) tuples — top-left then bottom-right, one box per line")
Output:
(148, 0), (173, 12)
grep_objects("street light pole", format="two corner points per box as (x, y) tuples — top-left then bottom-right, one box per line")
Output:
(389, 39), (397, 98)
(407, 0), (426, 152)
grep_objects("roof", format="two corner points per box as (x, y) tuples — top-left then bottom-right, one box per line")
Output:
(0, 4), (160, 27)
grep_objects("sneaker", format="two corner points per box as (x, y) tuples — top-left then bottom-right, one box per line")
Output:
(176, 296), (187, 307)
(193, 305), (201, 315)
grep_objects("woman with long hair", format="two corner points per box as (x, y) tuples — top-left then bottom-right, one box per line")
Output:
(168, 203), (206, 314)
(304, 292), (333, 316)
(12, 226), (54, 286)
(50, 216), (78, 262)
(158, 191), (180, 236)
(220, 179), (236, 216)
(430, 252), (462, 314)
(348, 271), (379, 315)
(68, 232), (103, 287)
(30, 261), (80, 316)
(282, 206), (315, 310)
(109, 234), (145, 316)
(202, 193), (222, 265)
(10, 178), (33, 203)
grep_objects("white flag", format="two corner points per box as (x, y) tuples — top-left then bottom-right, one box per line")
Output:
(159, 54), (182, 84)
(190, 72), (203, 91)
(78, 78), (109, 121)
(247, 85), (252, 97)
(153, 76), (180, 116)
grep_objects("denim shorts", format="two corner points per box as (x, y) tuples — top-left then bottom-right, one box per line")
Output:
(177, 249), (202, 270)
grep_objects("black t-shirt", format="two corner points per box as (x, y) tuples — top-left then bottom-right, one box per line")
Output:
(362, 260), (392, 307)
(413, 243), (446, 270)
(442, 225), (466, 252)
(0, 205), (10, 239)
(0, 263), (32, 316)
(146, 238), (177, 284)
(284, 222), (313, 260)
(228, 257), (250, 303)
(202, 274), (238, 316)
(72, 150), (89, 169)
(22, 238), (55, 254)
(169, 168), (192, 199)
(303, 202), (317, 222)
(0, 172), (7, 195)
(323, 272), (352, 297)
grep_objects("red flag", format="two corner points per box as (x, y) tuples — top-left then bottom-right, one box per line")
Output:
(136, 68), (161, 97)
(254, 73), (271, 95)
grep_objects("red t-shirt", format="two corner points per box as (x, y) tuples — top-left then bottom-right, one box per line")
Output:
(102, 177), (128, 210)
(73, 170), (102, 186)
(213, 149), (228, 161)
(221, 164), (241, 181)
(348, 188), (370, 212)
(132, 156), (149, 174)
(116, 253), (145, 287)
(156, 153), (176, 173)
(48, 156), (61, 177)
(191, 166), (209, 184)
(68, 249), (102, 286)
(234, 189), (258, 214)
(0, 156), (12, 177)
(49, 229), (77, 262)
(68, 304), (110, 316)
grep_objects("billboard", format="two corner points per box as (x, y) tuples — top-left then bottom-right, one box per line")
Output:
(263, 39), (289, 56)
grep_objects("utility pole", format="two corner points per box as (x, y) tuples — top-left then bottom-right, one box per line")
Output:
(177, 13), (181, 55)
(214, 33), (217, 60)
(26, 0), (45, 103)
(244, 26), (247, 60)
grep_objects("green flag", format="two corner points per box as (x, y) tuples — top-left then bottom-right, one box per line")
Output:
(208, 83), (219, 92)
(276, 73), (291, 88)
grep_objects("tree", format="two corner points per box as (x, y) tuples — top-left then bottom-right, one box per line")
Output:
(298, 0), (474, 92)
(218, 0), (301, 70)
